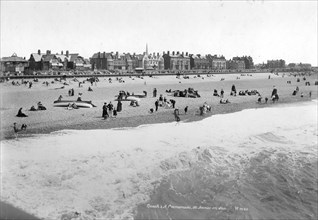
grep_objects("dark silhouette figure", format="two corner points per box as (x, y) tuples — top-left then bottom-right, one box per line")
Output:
(184, 106), (188, 114)
(155, 100), (159, 111)
(16, 108), (28, 117)
(170, 99), (176, 108)
(174, 109), (180, 122)
(102, 103), (109, 119)
(117, 101), (122, 112)
(153, 88), (157, 97)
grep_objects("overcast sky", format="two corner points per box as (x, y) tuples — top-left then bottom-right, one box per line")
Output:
(1, 1), (317, 65)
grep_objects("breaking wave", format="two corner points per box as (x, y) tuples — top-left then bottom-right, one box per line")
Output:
(1, 101), (317, 220)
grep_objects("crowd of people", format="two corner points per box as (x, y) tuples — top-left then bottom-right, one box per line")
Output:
(9, 71), (316, 137)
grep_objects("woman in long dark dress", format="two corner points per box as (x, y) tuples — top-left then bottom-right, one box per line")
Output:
(117, 101), (122, 112)
(102, 103), (108, 119)
(16, 108), (28, 117)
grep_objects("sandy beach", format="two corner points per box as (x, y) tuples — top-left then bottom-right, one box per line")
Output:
(0, 72), (317, 140)
(0, 72), (317, 219)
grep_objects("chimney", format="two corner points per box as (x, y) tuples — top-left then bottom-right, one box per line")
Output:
(153, 52), (155, 57)
(103, 52), (106, 58)
(186, 52), (188, 56)
(172, 51), (175, 55)
(177, 51), (179, 55)
(167, 51), (170, 55)
(46, 50), (50, 55)
(157, 53), (159, 57)
(66, 50), (69, 57)
(182, 52), (184, 56)
(38, 49), (41, 55)
(133, 52), (136, 56)
(116, 51), (119, 57)
(98, 52), (101, 58)
(61, 50), (63, 55)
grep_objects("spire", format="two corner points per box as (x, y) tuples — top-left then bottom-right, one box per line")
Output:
(146, 43), (148, 55)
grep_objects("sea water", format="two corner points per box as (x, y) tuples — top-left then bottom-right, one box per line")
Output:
(1, 101), (317, 220)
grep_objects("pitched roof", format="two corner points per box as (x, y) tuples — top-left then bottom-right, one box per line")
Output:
(2, 54), (27, 62)
(91, 52), (112, 59)
(42, 54), (56, 62)
(55, 54), (67, 61)
(30, 53), (45, 62)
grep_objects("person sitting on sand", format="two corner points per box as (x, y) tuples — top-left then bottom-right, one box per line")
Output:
(58, 95), (63, 101)
(13, 122), (27, 138)
(16, 108), (28, 117)
(130, 100), (139, 107)
(220, 89), (224, 98)
(88, 86), (93, 92)
(37, 102), (46, 110)
(213, 89), (219, 97)
(71, 102), (79, 109)
(220, 99), (230, 104)
(257, 97), (262, 103)
(77, 93), (82, 101)
(265, 97), (268, 103)
(67, 103), (73, 110)
(300, 92), (304, 98)
(30, 106), (37, 111)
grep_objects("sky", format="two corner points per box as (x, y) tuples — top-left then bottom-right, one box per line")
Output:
(1, 0), (317, 65)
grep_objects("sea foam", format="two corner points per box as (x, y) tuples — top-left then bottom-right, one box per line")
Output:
(1, 101), (317, 219)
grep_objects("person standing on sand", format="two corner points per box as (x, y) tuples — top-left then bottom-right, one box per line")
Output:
(153, 88), (157, 97)
(231, 84), (236, 96)
(174, 109), (180, 122)
(117, 101), (122, 112)
(102, 102), (109, 119)
(271, 86), (278, 97)
(155, 100), (159, 111)
(184, 106), (188, 114)
(108, 102), (114, 117)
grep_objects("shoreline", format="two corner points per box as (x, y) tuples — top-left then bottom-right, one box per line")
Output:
(2, 97), (314, 141)
(1, 72), (317, 141)
(1, 97), (317, 220)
